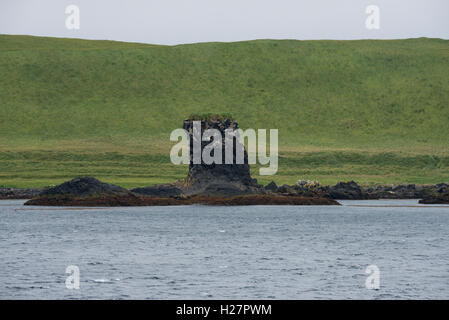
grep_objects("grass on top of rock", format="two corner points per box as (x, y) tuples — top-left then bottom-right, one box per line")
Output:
(187, 113), (235, 121)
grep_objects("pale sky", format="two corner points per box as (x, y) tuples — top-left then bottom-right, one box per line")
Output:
(0, 0), (448, 45)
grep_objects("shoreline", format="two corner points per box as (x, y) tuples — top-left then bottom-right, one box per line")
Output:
(24, 194), (339, 207)
(4, 181), (448, 203)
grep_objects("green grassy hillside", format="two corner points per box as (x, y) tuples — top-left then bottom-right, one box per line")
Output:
(0, 35), (448, 188)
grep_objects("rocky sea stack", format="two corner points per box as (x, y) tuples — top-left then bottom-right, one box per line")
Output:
(181, 116), (263, 196)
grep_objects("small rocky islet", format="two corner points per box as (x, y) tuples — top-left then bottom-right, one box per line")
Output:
(23, 117), (338, 206)
(2, 117), (447, 206)
(24, 177), (338, 206)
(16, 178), (449, 206)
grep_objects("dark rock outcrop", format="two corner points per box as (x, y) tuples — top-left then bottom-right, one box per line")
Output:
(26, 194), (339, 207)
(366, 184), (423, 199)
(273, 180), (370, 200)
(292, 180), (325, 198)
(0, 187), (43, 200)
(365, 183), (449, 200)
(25, 177), (134, 206)
(322, 181), (370, 200)
(281, 181), (449, 201)
(38, 177), (131, 198)
(131, 184), (183, 198)
(419, 183), (449, 204)
(265, 181), (278, 192)
(278, 184), (296, 194)
(181, 118), (264, 196)
(419, 194), (449, 204)
(270, 180), (370, 199)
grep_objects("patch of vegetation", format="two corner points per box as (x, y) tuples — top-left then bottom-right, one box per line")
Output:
(0, 35), (448, 187)
(187, 113), (235, 121)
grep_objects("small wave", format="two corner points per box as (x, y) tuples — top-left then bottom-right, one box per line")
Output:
(92, 279), (112, 283)
(200, 292), (213, 297)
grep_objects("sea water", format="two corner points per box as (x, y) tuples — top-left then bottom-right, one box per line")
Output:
(1, 199), (448, 299)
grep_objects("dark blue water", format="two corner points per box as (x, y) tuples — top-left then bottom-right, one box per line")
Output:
(1, 199), (448, 299)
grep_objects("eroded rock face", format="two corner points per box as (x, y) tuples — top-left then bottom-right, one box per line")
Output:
(182, 118), (262, 196)
(39, 177), (130, 198)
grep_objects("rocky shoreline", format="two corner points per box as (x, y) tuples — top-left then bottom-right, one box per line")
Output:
(3, 117), (448, 206)
(21, 177), (339, 206)
(3, 180), (449, 202)
(25, 193), (338, 207)
(2, 178), (448, 205)
(8, 177), (448, 206)
(0, 187), (43, 200)
(271, 180), (449, 203)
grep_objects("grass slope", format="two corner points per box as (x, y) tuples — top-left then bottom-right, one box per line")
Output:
(0, 35), (448, 188)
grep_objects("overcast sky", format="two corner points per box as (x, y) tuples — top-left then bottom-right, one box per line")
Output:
(1, 0), (448, 45)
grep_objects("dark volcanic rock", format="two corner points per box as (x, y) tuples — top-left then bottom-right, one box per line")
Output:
(273, 181), (449, 200)
(131, 184), (183, 198)
(200, 195), (339, 206)
(366, 184), (423, 199)
(425, 183), (449, 197)
(277, 184), (296, 194)
(38, 177), (131, 198)
(25, 194), (340, 207)
(182, 118), (263, 196)
(277, 182), (324, 198)
(0, 187), (43, 199)
(265, 181), (278, 192)
(419, 194), (449, 204)
(419, 183), (449, 204)
(392, 184), (423, 198)
(323, 181), (369, 200)
(292, 180), (325, 198)
(365, 185), (399, 199)
(365, 183), (449, 200)
(199, 183), (258, 196)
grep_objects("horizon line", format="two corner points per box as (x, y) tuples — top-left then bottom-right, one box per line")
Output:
(1, 33), (448, 47)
